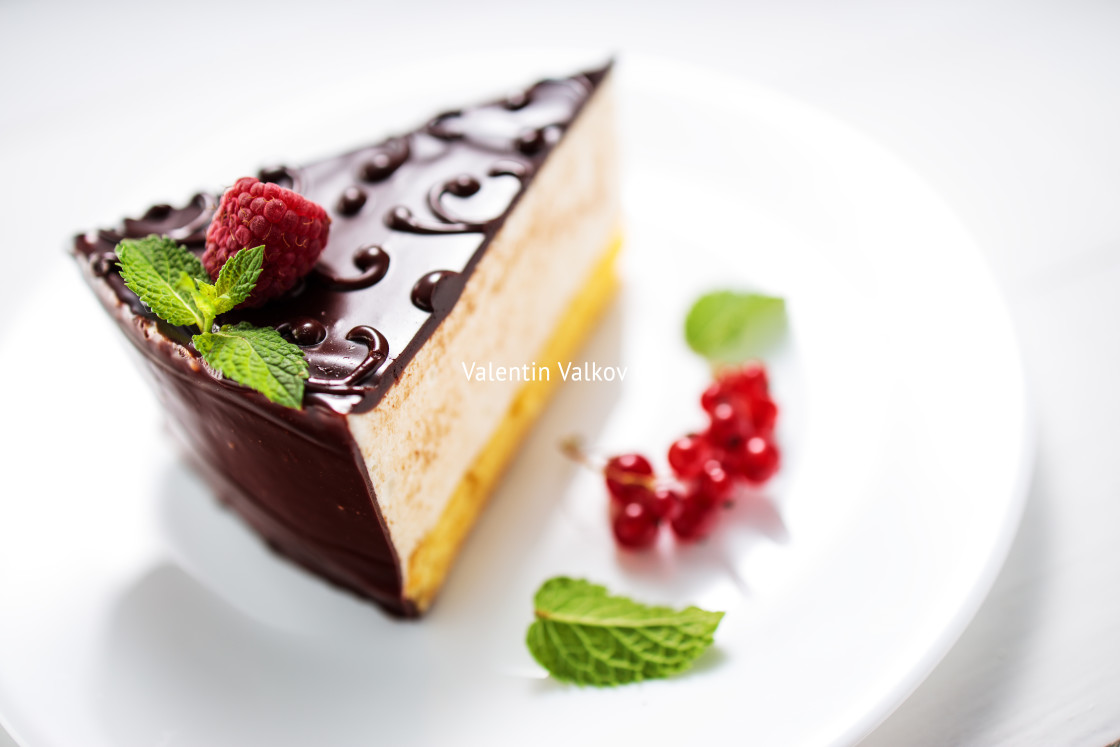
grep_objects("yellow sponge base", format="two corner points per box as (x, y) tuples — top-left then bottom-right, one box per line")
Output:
(405, 232), (622, 611)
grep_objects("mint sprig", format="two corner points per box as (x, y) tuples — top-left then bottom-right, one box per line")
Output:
(684, 290), (786, 364)
(116, 235), (308, 408)
(526, 577), (724, 686)
(116, 235), (209, 328)
(193, 323), (306, 409)
(209, 242), (264, 316)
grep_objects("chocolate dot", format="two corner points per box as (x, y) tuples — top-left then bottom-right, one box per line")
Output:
(516, 129), (545, 154)
(447, 175), (480, 197)
(516, 125), (561, 155)
(359, 153), (395, 182)
(385, 205), (413, 230)
(258, 165), (294, 188)
(337, 186), (367, 216)
(286, 318), (327, 346)
(90, 251), (118, 277)
(411, 270), (458, 312)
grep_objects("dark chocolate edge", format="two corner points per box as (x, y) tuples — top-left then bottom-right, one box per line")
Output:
(75, 254), (414, 616)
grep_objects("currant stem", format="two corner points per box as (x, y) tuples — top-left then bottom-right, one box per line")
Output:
(558, 435), (680, 491)
(559, 435), (606, 471)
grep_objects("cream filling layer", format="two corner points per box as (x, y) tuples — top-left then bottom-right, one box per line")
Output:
(346, 75), (620, 592)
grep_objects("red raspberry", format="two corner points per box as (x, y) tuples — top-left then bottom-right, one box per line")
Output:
(203, 177), (330, 307)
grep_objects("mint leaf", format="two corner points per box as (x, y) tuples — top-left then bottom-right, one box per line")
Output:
(193, 322), (308, 408)
(114, 236), (308, 408)
(684, 290), (786, 364)
(526, 577), (724, 686)
(212, 245), (264, 314)
(117, 235), (208, 328)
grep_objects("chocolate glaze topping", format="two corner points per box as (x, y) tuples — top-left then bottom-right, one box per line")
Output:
(75, 65), (609, 416)
(72, 63), (612, 616)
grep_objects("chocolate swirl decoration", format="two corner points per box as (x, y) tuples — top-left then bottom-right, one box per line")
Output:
(384, 160), (531, 235)
(277, 318), (328, 347)
(103, 192), (218, 247)
(502, 90), (532, 111)
(91, 193), (219, 277)
(424, 110), (464, 141)
(304, 325), (390, 395)
(164, 193), (218, 242)
(426, 75), (592, 143)
(311, 244), (390, 291)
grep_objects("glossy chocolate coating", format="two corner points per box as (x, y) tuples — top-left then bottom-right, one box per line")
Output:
(72, 64), (611, 615)
(77, 64), (608, 415)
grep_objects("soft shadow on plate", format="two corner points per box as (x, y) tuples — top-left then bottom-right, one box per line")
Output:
(613, 488), (788, 593)
(154, 459), (393, 636)
(90, 564), (441, 747)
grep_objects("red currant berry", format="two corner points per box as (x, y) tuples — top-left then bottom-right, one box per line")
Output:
(670, 487), (719, 541)
(610, 484), (675, 521)
(739, 436), (781, 484)
(713, 444), (744, 476)
(698, 459), (735, 502)
(605, 453), (654, 503)
(649, 486), (683, 521)
(750, 397), (778, 436)
(722, 362), (769, 402)
(612, 501), (659, 549)
(708, 401), (752, 447)
(667, 434), (712, 479)
(700, 381), (726, 415)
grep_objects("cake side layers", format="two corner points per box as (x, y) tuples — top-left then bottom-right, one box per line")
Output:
(406, 233), (622, 611)
(346, 74), (621, 599)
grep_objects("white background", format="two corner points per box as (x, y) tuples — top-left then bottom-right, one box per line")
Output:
(1, 0), (1118, 744)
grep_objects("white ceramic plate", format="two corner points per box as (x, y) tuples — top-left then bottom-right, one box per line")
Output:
(0, 54), (1030, 747)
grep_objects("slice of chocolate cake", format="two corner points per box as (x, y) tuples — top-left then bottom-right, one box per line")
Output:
(73, 63), (620, 616)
